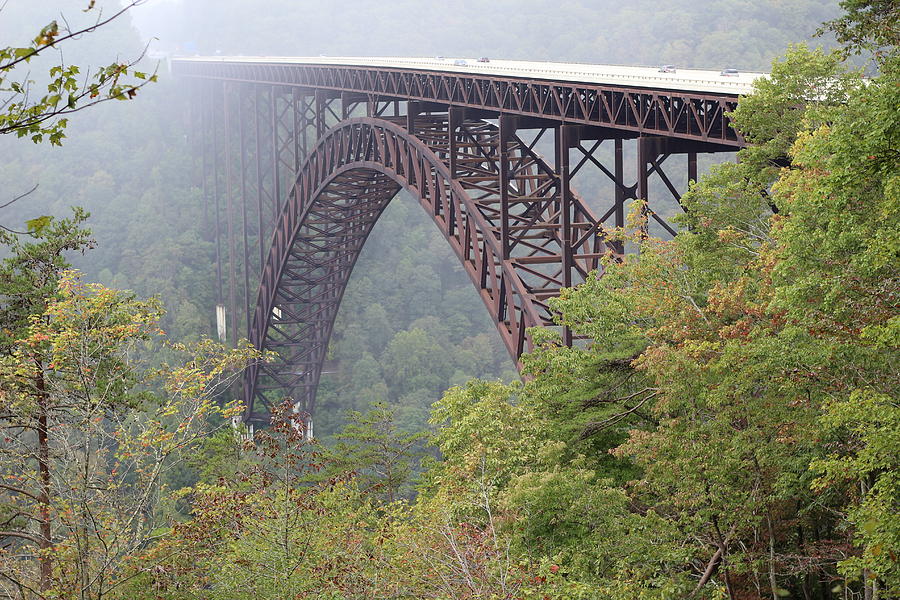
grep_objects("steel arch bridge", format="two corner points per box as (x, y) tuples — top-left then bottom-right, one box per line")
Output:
(174, 56), (752, 425)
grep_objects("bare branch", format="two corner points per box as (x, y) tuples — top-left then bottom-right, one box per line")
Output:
(0, 1), (146, 73)
(0, 184), (38, 211)
(0, 530), (41, 545)
(579, 389), (660, 438)
(0, 483), (40, 501)
(691, 546), (723, 597)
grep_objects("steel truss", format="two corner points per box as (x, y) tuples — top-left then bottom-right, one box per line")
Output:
(176, 60), (745, 146)
(186, 70), (739, 425)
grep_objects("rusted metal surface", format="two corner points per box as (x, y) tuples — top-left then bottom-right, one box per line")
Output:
(243, 117), (581, 421)
(175, 60), (745, 147)
(185, 66), (733, 425)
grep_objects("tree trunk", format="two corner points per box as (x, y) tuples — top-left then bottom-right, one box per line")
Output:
(861, 479), (873, 600)
(767, 515), (778, 600)
(36, 368), (52, 593)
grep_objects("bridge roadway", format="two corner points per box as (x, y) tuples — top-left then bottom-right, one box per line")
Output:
(177, 56), (758, 425)
(178, 55), (766, 96)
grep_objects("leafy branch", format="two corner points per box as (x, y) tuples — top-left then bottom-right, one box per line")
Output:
(0, 0), (156, 146)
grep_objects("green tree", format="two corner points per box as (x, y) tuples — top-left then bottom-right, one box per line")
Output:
(773, 50), (900, 595)
(820, 0), (899, 60)
(0, 209), (94, 349)
(325, 403), (426, 503)
(0, 0), (154, 147)
(126, 402), (392, 600)
(0, 271), (254, 598)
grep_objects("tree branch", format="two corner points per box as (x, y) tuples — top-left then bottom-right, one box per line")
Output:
(0, 530), (42, 545)
(691, 546), (723, 597)
(0, 482), (40, 501)
(579, 390), (660, 438)
(0, 1), (146, 72)
(0, 184), (38, 211)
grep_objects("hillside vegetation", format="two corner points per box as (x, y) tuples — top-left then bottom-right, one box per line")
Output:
(0, 1), (897, 598)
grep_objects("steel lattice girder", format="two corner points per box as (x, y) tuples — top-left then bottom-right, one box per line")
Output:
(189, 78), (725, 425)
(243, 116), (621, 423)
(174, 61), (745, 147)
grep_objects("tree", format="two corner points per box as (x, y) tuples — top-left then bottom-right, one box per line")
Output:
(423, 41), (891, 600)
(0, 208), (94, 348)
(820, 0), (900, 61)
(125, 401), (392, 600)
(0, 271), (255, 598)
(0, 0), (155, 146)
(773, 49), (900, 596)
(325, 403), (426, 503)
(0, 1), (156, 239)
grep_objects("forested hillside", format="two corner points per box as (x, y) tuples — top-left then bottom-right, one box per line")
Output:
(2, 1), (898, 597)
(137, 0), (841, 71)
(1, 0), (848, 439)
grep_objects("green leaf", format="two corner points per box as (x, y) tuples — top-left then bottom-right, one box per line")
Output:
(25, 216), (53, 235)
(861, 519), (879, 535)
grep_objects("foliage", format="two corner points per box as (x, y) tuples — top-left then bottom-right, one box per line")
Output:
(775, 52), (900, 594)
(3, 2), (897, 598)
(820, 0), (900, 60)
(405, 26), (897, 600)
(0, 271), (255, 598)
(0, 209), (94, 348)
(0, 0), (155, 146)
(119, 401), (392, 599)
(324, 402), (427, 503)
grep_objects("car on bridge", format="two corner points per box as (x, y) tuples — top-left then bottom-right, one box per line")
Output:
(478, 56), (490, 63)
(720, 68), (740, 76)
(454, 59), (468, 66)
(658, 64), (676, 73)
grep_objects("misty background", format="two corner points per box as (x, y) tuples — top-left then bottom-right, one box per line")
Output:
(1, 0), (841, 437)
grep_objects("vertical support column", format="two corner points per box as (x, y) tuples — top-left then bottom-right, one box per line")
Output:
(212, 82), (225, 342)
(315, 89), (327, 139)
(189, 81), (201, 193)
(499, 115), (517, 260)
(224, 81), (238, 347)
(199, 81), (210, 232)
(292, 88), (302, 173)
(688, 151), (698, 185)
(341, 92), (352, 119)
(447, 107), (463, 238)
(406, 100), (420, 134)
(637, 137), (652, 239)
(448, 107), (462, 178)
(299, 91), (311, 165)
(255, 85), (266, 275)
(239, 84), (252, 339)
(556, 124), (577, 347)
(614, 138), (625, 254)
(270, 86), (282, 226)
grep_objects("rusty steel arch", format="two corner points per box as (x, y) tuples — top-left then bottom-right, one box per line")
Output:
(242, 115), (610, 423)
(181, 62), (742, 426)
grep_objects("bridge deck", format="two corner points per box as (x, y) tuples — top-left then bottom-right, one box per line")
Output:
(176, 56), (766, 97)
